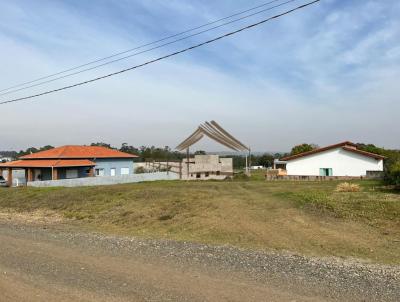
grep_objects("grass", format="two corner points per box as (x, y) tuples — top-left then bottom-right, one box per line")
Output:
(0, 174), (399, 264)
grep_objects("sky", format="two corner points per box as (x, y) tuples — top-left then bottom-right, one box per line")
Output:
(0, 0), (399, 152)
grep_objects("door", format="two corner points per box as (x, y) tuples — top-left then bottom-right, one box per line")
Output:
(110, 168), (116, 176)
(34, 169), (42, 181)
(319, 168), (333, 176)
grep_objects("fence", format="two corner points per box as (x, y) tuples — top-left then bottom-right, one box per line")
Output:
(27, 172), (178, 188)
(137, 160), (183, 178)
(265, 173), (384, 181)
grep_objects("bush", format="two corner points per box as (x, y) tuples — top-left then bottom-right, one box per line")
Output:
(233, 171), (250, 181)
(335, 182), (361, 192)
(135, 166), (146, 174)
(385, 161), (400, 188)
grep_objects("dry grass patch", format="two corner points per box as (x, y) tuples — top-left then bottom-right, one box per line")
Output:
(335, 182), (361, 192)
(0, 180), (399, 264)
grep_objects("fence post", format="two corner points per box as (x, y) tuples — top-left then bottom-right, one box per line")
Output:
(167, 159), (169, 175)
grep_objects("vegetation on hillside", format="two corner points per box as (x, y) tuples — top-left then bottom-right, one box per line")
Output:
(5, 142), (400, 182)
(5, 142), (280, 169)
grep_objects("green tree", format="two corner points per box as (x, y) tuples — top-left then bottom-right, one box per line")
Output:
(254, 154), (274, 167)
(17, 145), (54, 157)
(120, 143), (140, 155)
(290, 143), (318, 155)
(385, 161), (400, 188)
(90, 142), (114, 149)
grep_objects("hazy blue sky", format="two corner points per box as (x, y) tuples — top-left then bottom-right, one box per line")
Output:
(0, 0), (399, 152)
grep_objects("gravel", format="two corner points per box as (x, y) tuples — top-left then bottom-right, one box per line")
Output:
(1, 220), (399, 302)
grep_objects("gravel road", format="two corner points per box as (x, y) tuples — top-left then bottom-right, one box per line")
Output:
(0, 220), (398, 302)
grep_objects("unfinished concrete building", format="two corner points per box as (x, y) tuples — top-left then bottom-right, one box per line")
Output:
(181, 155), (233, 180)
(175, 121), (249, 180)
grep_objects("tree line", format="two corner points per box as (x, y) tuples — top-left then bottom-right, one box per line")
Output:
(3, 142), (399, 186)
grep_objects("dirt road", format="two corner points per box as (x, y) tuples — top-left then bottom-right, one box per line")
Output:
(0, 221), (398, 302)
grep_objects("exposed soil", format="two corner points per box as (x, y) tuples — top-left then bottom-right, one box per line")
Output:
(0, 218), (398, 302)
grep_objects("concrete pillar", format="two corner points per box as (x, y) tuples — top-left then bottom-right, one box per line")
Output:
(186, 148), (190, 179)
(52, 167), (58, 180)
(88, 167), (94, 177)
(27, 168), (33, 182)
(7, 168), (12, 187)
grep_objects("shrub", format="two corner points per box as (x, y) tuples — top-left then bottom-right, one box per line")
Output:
(135, 166), (146, 174)
(233, 171), (250, 181)
(335, 182), (361, 192)
(385, 161), (400, 188)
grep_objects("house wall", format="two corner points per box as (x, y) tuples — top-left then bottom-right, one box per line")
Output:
(93, 158), (135, 176)
(57, 167), (90, 179)
(285, 148), (383, 177)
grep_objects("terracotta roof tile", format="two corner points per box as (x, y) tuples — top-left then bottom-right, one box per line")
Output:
(20, 145), (138, 159)
(0, 159), (96, 168)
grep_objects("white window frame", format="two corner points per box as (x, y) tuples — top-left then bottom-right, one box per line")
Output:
(95, 168), (105, 177)
(120, 167), (130, 175)
(110, 168), (116, 176)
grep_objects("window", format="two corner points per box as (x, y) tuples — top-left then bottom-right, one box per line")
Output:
(196, 173), (201, 178)
(95, 168), (105, 176)
(121, 167), (130, 175)
(110, 168), (116, 176)
(319, 168), (333, 176)
(66, 169), (78, 179)
(205, 172), (209, 177)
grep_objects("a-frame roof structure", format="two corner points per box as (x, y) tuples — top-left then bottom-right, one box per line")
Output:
(176, 121), (249, 152)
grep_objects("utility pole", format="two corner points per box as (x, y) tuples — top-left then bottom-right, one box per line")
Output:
(245, 152), (248, 175)
(248, 147), (251, 176)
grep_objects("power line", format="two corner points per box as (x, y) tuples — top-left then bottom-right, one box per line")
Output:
(0, 0), (320, 106)
(0, 0), (298, 97)
(0, 0), (289, 94)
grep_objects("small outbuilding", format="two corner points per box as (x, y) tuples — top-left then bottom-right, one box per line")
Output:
(278, 141), (385, 177)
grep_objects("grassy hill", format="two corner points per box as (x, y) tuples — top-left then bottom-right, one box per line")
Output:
(0, 174), (399, 264)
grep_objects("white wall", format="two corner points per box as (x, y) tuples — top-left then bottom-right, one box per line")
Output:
(28, 172), (178, 187)
(286, 148), (383, 177)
